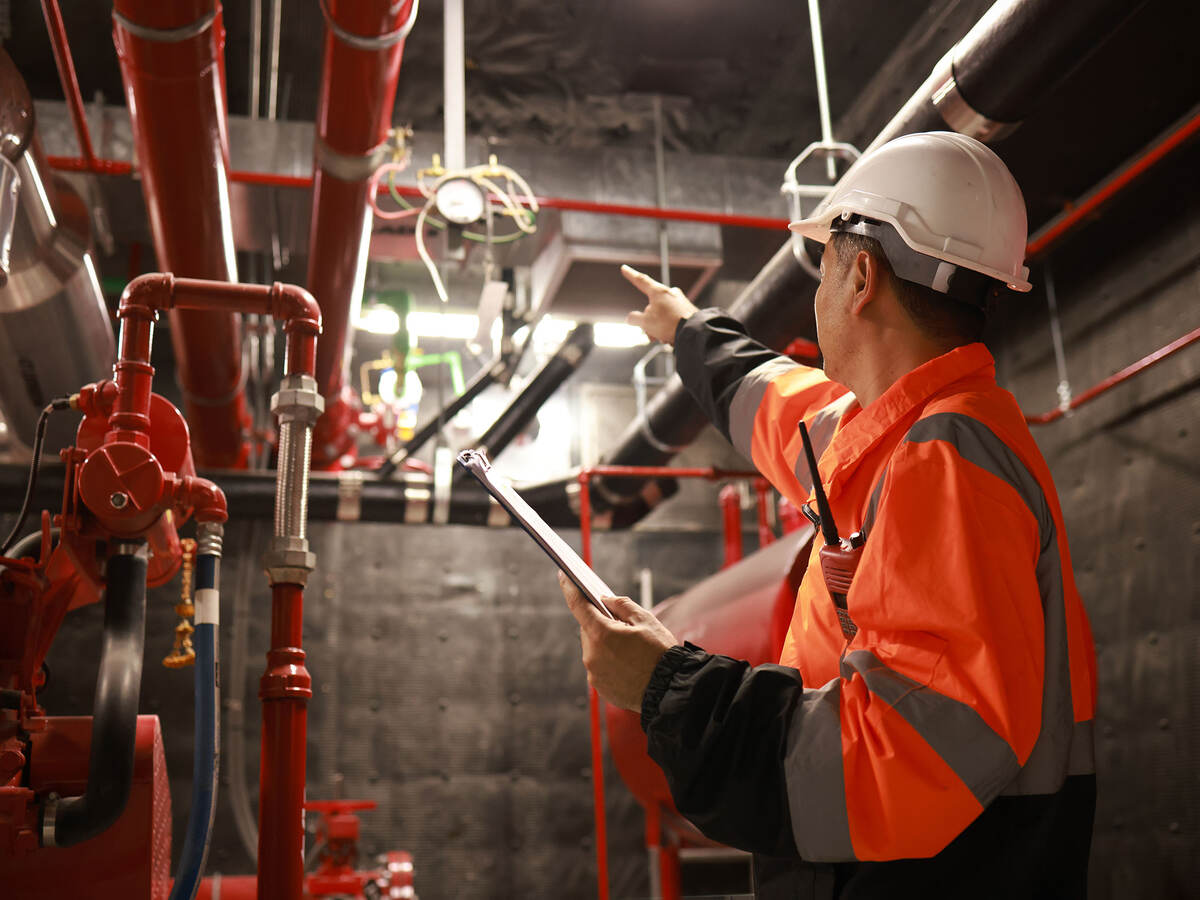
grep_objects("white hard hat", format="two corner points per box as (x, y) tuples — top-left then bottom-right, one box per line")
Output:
(790, 131), (1032, 296)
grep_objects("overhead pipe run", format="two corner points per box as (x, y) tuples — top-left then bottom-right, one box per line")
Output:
(111, 0), (251, 468)
(307, 0), (419, 468)
(519, 0), (1153, 519)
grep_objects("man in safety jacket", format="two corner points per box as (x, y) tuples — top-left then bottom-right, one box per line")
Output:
(558, 132), (1097, 899)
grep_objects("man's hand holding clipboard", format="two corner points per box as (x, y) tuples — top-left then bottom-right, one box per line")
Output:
(457, 449), (678, 712)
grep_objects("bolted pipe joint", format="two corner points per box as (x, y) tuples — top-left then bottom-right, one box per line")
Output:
(270, 374), (325, 427)
(263, 535), (317, 587)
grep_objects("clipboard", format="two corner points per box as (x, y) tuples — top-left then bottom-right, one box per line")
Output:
(456, 449), (617, 619)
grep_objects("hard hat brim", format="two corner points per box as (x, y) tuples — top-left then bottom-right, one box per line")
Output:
(788, 211), (1032, 293)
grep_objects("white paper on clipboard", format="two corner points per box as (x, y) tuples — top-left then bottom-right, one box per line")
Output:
(456, 449), (616, 619)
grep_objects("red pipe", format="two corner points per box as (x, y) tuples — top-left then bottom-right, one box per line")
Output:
(38, 0), (97, 167)
(307, 0), (416, 468)
(1025, 324), (1200, 425)
(112, 273), (322, 899)
(258, 582), (312, 900)
(577, 466), (767, 900)
(1027, 105), (1200, 258)
(583, 464), (761, 481)
(578, 475), (611, 900)
(719, 484), (743, 568)
(111, 0), (250, 468)
(755, 479), (775, 548)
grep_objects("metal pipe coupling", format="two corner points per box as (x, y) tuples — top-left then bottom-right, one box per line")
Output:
(195, 521), (224, 557)
(263, 534), (317, 587)
(266, 374), (323, 586)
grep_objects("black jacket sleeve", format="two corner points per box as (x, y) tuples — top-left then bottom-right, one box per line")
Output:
(674, 308), (784, 442)
(642, 641), (804, 858)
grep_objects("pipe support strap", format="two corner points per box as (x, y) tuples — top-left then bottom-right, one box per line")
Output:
(931, 52), (1019, 144)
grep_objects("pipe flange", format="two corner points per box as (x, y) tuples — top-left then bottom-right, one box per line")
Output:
(320, 0), (420, 51)
(112, 9), (216, 43)
(271, 374), (325, 426)
(315, 136), (390, 183)
(931, 57), (1019, 144)
(263, 535), (316, 586)
(41, 792), (59, 848)
(403, 478), (432, 524)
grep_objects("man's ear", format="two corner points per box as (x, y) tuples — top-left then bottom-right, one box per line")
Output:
(850, 250), (882, 316)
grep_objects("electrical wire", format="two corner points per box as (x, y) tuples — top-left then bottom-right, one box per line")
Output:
(386, 177), (535, 242)
(0, 398), (69, 557)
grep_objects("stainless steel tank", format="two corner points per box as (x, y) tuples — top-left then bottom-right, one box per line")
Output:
(0, 49), (114, 450)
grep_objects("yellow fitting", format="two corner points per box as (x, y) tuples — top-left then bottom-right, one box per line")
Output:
(164, 538), (197, 669)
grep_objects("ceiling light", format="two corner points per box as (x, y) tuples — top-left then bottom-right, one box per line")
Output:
(355, 305), (402, 335)
(593, 322), (650, 348)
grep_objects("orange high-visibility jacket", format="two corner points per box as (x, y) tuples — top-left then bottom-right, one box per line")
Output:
(642, 310), (1097, 894)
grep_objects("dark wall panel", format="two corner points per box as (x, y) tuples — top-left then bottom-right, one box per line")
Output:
(992, 141), (1200, 900)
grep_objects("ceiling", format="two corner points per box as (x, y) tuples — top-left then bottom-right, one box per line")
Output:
(5, 0), (1200, 286)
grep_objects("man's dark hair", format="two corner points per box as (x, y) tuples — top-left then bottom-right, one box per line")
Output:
(830, 231), (986, 346)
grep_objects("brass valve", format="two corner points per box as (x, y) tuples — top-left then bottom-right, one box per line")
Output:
(163, 537), (196, 668)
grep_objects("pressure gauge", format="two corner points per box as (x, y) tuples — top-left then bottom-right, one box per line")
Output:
(434, 177), (486, 226)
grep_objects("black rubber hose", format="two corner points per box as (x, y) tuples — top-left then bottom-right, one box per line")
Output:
(47, 548), (147, 847)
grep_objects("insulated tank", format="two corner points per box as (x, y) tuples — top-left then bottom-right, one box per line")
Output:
(0, 49), (115, 450)
(604, 525), (814, 822)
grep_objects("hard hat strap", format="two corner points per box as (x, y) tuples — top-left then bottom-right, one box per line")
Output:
(829, 215), (1000, 309)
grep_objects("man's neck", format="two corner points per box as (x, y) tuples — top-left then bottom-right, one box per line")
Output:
(847, 335), (956, 409)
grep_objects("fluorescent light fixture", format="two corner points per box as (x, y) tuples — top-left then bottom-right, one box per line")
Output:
(593, 322), (650, 348)
(356, 305), (402, 335)
(407, 311), (480, 340)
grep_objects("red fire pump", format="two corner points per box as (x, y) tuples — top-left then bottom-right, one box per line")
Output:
(0, 273), (415, 900)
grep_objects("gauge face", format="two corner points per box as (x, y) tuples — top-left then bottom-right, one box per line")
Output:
(434, 177), (486, 225)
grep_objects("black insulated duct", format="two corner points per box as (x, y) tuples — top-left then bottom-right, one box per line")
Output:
(43, 546), (148, 847)
(453, 321), (594, 482)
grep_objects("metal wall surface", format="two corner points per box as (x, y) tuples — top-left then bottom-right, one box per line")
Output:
(992, 142), (1200, 900)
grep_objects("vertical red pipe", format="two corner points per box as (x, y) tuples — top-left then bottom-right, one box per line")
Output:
(39, 0), (97, 166)
(307, 0), (416, 467)
(112, 0), (250, 468)
(579, 474), (611, 900)
(258, 582), (312, 900)
(755, 479), (775, 548)
(719, 484), (743, 568)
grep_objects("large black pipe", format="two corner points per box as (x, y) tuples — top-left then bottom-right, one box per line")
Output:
(377, 357), (507, 480)
(525, 0), (1148, 512)
(46, 546), (147, 847)
(454, 322), (594, 482)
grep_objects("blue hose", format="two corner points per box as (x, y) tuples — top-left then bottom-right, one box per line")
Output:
(169, 551), (220, 900)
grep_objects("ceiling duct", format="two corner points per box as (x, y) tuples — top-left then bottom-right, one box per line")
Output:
(531, 212), (721, 321)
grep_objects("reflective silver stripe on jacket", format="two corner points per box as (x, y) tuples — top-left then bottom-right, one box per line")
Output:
(783, 677), (855, 861)
(905, 412), (1094, 793)
(791, 392), (858, 496)
(726, 358), (800, 462)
